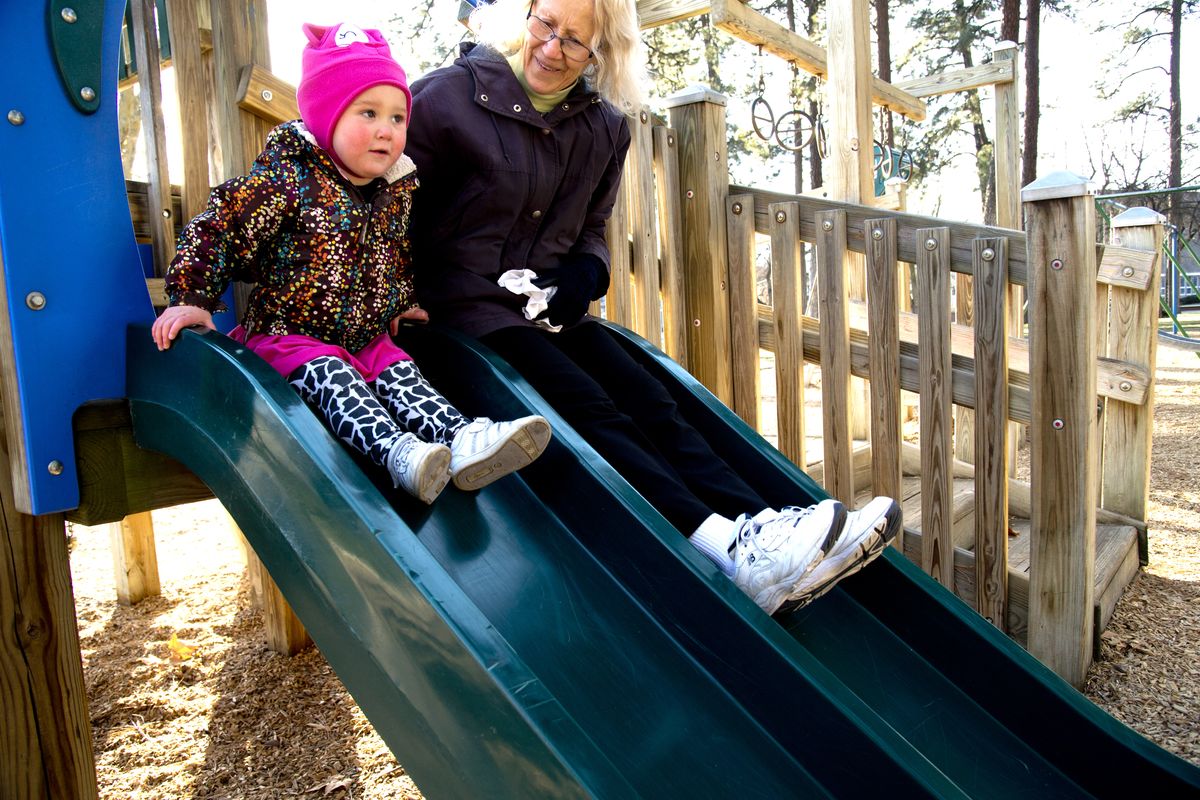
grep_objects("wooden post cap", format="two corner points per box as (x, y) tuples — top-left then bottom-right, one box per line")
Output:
(1021, 170), (1092, 202)
(661, 85), (728, 108)
(1111, 207), (1167, 228)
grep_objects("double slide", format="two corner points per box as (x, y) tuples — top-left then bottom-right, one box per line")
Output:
(125, 323), (1200, 798)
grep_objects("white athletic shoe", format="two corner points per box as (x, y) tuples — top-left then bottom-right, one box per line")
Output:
(449, 415), (552, 490)
(785, 496), (901, 609)
(386, 434), (452, 504)
(731, 499), (847, 614)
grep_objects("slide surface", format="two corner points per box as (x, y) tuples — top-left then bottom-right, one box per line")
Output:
(126, 323), (1200, 799)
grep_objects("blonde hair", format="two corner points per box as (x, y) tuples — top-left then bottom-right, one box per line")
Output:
(470, 0), (645, 115)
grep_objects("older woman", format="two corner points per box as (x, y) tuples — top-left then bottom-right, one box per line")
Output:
(405, 0), (898, 614)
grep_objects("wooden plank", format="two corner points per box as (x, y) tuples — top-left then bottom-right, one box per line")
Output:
(666, 90), (733, 403)
(0, 434), (97, 797)
(727, 194), (759, 427)
(973, 238), (1010, 629)
(652, 126), (687, 363)
(127, 180), (185, 242)
(130, 0), (176, 276)
(817, 210), (854, 502)
(1097, 243), (1156, 290)
(235, 64), (300, 127)
(865, 218), (903, 549)
(894, 59), (1016, 98)
(916, 227), (954, 588)
(164, 0), (211, 221)
(1024, 179), (1098, 687)
(954, 269), (976, 465)
(768, 202), (806, 465)
(628, 108), (661, 347)
(108, 511), (161, 605)
(637, 0), (710, 28)
(709, 0), (926, 121)
(604, 149), (634, 327)
(1101, 217), (1164, 525)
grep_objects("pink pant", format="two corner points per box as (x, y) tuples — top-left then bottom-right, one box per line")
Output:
(229, 327), (411, 382)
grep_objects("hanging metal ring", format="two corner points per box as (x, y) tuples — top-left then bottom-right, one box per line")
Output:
(815, 118), (830, 159)
(774, 110), (815, 152)
(751, 97), (776, 141)
(896, 148), (914, 182)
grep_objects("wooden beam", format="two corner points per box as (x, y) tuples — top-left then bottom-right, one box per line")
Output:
(235, 64), (300, 127)
(109, 511), (161, 605)
(727, 194), (760, 428)
(637, 0), (710, 28)
(894, 59), (1016, 99)
(710, 0), (926, 121)
(130, 0), (175, 276)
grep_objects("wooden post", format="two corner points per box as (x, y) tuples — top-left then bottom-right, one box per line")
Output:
(768, 202), (806, 466)
(727, 194), (759, 428)
(824, 0), (873, 443)
(227, 514), (309, 655)
(603, 162), (633, 326)
(164, 0), (212, 221)
(626, 107), (661, 346)
(816, 211), (854, 503)
(652, 126), (687, 364)
(916, 227), (954, 587)
(129, 0), (175, 276)
(665, 87), (733, 404)
(864, 218), (902, 548)
(973, 238), (1010, 630)
(108, 511), (161, 605)
(0, 452), (97, 797)
(1024, 171), (1098, 686)
(1102, 208), (1165, 552)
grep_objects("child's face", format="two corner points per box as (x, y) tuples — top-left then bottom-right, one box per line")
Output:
(330, 84), (409, 185)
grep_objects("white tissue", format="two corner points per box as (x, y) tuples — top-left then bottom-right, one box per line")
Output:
(497, 269), (561, 332)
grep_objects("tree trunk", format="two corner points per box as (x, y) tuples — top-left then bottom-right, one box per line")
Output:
(1001, 0), (1020, 43)
(875, 0), (894, 148)
(1022, 0), (1040, 187)
(805, 0), (823, 191)
(1168, 0), (1182, 228)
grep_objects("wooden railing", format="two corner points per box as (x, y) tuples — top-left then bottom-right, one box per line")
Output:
(603, 90), (1163, 686)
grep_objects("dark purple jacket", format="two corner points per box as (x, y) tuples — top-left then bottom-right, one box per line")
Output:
(406, 43), (630, 337)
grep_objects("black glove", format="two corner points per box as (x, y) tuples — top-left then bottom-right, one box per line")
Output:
(537, 253), (609, 328)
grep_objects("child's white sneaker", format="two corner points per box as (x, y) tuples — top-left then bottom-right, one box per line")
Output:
(386, 434), (452, 504)
(449, 415), (552, 490)
(785, 496), (901, 609)
(731, 499), (847, 614)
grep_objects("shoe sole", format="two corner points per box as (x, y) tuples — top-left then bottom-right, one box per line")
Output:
(778, 500), (901, 613)
(414, 446), (453, 504)
(755, 503), (847, 614)
(451, 418), (552, 491)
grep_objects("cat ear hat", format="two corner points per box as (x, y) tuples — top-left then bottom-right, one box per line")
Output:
(296, 22), (412, 153)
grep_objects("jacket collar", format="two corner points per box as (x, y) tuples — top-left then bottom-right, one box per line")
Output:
(458, 42), (606, 127)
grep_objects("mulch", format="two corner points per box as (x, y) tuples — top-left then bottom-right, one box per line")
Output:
(67, 342), (1200, 798)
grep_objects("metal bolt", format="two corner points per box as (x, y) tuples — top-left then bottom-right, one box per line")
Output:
(1119, 380), (1133, 392)
(1052, 419), (1065, 430)
(1051, 259), (1063, 270)
(732, 203), (743, 215)
(161, 208), (172, 218)
(1121, 266), (1135, 278)
(261, 89), (274, 102)
(61, 7), (78, 23)
(667, 135), (675, 147)
(693, 319), (701, 327)
(25, 292), (46, 311)
(871, 229), (883, 241)
(7, 109), (24, 126)
(720, 280), (726, 291)
(640, 110), (648, 123)
(822, 220), (833, 231)
(775, 211), (787, 223)
(924, 238), (937, 251)
(48, 460), (64, 476)
(982, 247), (995, 261)
(80, 86), (96, 102)
(850, 138), (860, 151)
(686, 190), (694, 199)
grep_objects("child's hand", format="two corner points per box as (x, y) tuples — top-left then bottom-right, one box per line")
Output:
(390, 305), (429, 335)
(152, 305), (215, 350)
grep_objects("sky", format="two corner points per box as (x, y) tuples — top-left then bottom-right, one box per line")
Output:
(140, 0), (1198, 224)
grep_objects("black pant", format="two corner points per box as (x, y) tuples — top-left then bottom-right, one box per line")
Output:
(481, 322), (767, 534)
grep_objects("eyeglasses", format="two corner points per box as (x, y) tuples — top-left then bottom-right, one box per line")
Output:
(525, 12), (594, 62)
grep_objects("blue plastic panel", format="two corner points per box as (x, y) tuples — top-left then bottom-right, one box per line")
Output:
(0, 1), (154, 513)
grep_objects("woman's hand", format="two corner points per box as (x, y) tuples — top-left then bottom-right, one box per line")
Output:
(151, 305), (215, 350)
(542, 253), (606, 327)
(390, 304), (429, 335)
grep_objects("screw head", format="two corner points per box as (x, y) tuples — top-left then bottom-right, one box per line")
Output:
(1052, 419), (1065, 430)
(871, 229), (883, 241)
(667, 135), (675, 146)
(48, 460), (64, 476)
(776, 211), (787, 223)
(640, 110), (648, 123)
(1122, 266), (1135, 278)
(261, 89), (274, 102)
(732, 202), (743, 215)
(822, 220), (833, 231)
(1051, 259), (1063, 270)
(80, 86), (96, 102)
(692, 319), (701, 327)
(1119, 380), (1133, 392)
(25, 292), (46, 311)
(685, 190), (694, 199)
(982, 247), (996, 261)
(61, 7), (78, 23)
(8, 109), (25, 125)
(924, 238), (937, 251)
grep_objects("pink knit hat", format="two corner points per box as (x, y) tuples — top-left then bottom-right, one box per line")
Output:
(295, 23), (412, 153)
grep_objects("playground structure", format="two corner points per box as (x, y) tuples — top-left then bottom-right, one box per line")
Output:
(3, 0), (1198, 797)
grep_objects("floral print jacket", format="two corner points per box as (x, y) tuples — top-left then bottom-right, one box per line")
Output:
(165, 121), (419, 353)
